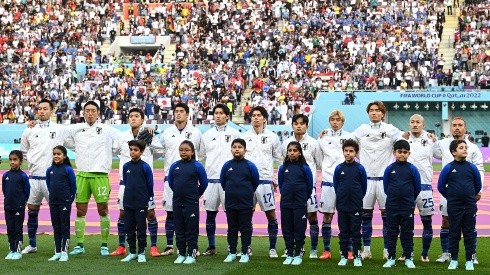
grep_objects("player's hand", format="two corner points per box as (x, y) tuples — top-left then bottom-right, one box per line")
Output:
(318, 129), (328, 138)
(476, 192), (481, 202)
(138, 128), (154, 145)
(144, 127), (156, 135)
(28, 120), (37, 129)
(272, 181), (278, 193)
(428, 133), (437, 142)
(402, 131), (410, 140)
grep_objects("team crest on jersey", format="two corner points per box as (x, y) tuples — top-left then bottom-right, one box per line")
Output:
(225, 135), (231, 142)
(50, 132), (56, 139)
(261, 136), (268, 144)
(380, 132), (386, 138)
(302, 143), (309, 151)
(185, 132), (192, 139)
(96, 127), (102, 134)
(421, 139), (428, 146)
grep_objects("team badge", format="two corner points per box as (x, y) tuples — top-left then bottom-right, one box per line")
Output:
(50, 132), (56, 139)
(380, 132), (386, 138)
(340, 138), (345, 144)
(302, 143), (309, 151)
(185, 132), (192, 139)
(261, 136), (268, 144)
(421, 139), (428, 146)
(225, 135), (231, 142)
(96, 127), (102, 134)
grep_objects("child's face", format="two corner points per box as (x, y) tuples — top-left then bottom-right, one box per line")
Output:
(343, 146), (356, 162)
(231, 142), (246, 159)
(179, 143), (194, 160)
(129, 145), (143, 160)
(53, 148), (66, 164)
(9, 154), (21, 170)
(287, 145), (301, 161)
(452, 143), (468, 159)
(394, 148), (411, 162)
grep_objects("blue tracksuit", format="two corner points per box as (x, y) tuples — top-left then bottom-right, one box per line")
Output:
(383, 161), (421, 259)
(438, 160), (482, 261)
(333, 161), (367, 258)
(46, 164), (76, 253)
(2, 169), (30, 252)
(168, 159), (208, 257)
(220, 158), (260, 254)
(278, 162), (313, 257)
(122, 159), (154, 254)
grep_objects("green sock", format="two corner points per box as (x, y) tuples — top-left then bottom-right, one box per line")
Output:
(75, 216), (86, 245)
(100, 215), (110, 244)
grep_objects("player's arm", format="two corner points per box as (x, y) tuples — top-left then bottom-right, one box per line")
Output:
(411, 164), (422, 201)
(389, 124), (404, 142)
(63, 125), (76, 151)
(196, 162), (208, 197)
(110, 126), (122, 156)
(20, 129), (30, 161)
(437, 164), (451, 199)
(470, 146), (485, 189)
(197, 135), (207, 163)
(66, 166), (77, 202)
(432, 140), (443, 160)
(149, 135), (164, 159)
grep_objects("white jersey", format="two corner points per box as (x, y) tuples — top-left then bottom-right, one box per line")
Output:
(118, 127), (164, 180)
(407, 131), (435, 184)
(317, 129), (352, 183)
(353, 122), (402, 177)
(198, 124), (241, 180)
(241, 128), (282, 181)
(64, 122), (121, 173)
(160, 123), (202, 173)
(282, 133), (322, 183)
(433, 136), (485, 187)
(20, 121), (68, 177)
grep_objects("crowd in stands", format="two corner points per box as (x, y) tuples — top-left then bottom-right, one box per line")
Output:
(0, 0), (488, 125)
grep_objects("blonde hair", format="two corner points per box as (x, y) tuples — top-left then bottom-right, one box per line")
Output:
(329, 110), (345, 122)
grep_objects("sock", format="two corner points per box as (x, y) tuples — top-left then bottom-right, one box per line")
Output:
(440, 227), (449, 253)
(362, 211), (373, 248)
(75, 216), (86, 246)
(268, 219), (278, 250)
(421, 216), (433, 256)
(148, 218), (158, 247)
(63, 239), (70, 253)
(206, 211), (217, 248)
(27, 209), (39, 247)
(117, 218), (126, 247)
(381, 212), (387, 249)
(321, 222), (331, 251)
(309, 220), (319, 251)
(348, 238), (353, 252)
(100, 215), (110, 245)
(165, 214), (175, 247)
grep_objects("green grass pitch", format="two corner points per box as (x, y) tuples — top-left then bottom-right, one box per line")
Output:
(0, 235), (487, 275)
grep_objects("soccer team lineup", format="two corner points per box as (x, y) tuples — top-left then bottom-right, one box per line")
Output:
(1, 99), (486, 271)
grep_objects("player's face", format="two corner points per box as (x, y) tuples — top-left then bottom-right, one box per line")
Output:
(452, 143), (468, 159)
(292, 118), (307, 135)
(179, 143), (194, 160)
(83, 105), (99, 124)
(129, 112), (144, 129)
(37, 102), (52, 121)
(329, 115), (344, 131)
(368, 105), (384, 123)
(52, 148), (66, 165)
(213, 108), (229, 126)
(394, 149), (411, 162)
(343, 146), (356, 163)
(231, 142), (246, 159)
(174, 107), (188, 124)
(251, 110), (266, 128)
(409, 116), (425, 134)
(450, 118), (466, 139)
(129, 145), (143, 160)
(9, 154), (21, 170)
(287, 145), (301, 161)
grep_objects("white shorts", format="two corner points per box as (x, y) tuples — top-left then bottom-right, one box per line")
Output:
(415, 185), (435, 216)
(202, 180), (225, 211)
(439, 196), (448, 216)
(253, 181), (276, 212)
(319, 182), (336, 213)
(27, 177), (49, 205)
(363, 178), (386, 210)
(307, 187), (318, 213)
(117, 182), (156, 210)
(163, 178), (173, 211)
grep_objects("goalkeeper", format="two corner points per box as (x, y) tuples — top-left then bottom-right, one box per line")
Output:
(111, 108), (164, 257)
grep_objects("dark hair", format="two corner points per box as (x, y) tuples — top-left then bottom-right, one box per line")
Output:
(84, 100), (100, 111)
(129, 108), (145, 119)
(52, 145), (72, 167)
(342, 139), (359, 153)
(128, 140), (146, 152)
(292, 113), (309, 125)
(366, 101), (386, 115)
(450, 139), (466, 156)
(231, 138), (246, 149)
(284, 141), (307, 165)
(452, 116), (466, 127)
(39, 98), (54, 110)
(213, 103), (230, 116)
(174, 102), (189, 114)
(251, 106), (268, 119)
(9, 150), (23, 162)
(180, 140), (196, 160)
(393, 139), (410, 151)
